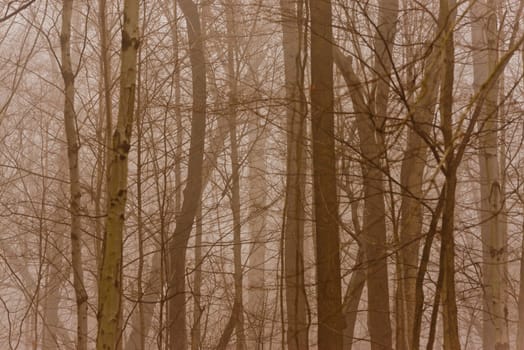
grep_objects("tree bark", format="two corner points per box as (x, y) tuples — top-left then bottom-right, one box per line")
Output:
(310, 0), (343, 348)
(59, 1), (88, 349)
(333, 47), (392, 350)
(191, 205), (203, 350)
(167, 0), (206, 348)
(518, 221), (524, 350)
(471, 2), (509, 349)
(96, 0), (139, 348)
(398, 15), (442, 350)
(280, 0), (309, 349)
(438, 1), (460, 348)
(226, 4), (246, 347)
(96, 0), (113, 269)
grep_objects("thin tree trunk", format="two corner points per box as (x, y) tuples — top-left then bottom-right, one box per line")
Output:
(226, 4), (246, 346)
(438, 1), (460, 347)
(126, 43), (145, 350)
(280, 0), (309, 348)
(167, 0), (206, 348)
(96, 0), (139, 348)
(96, 0), (113, 269)
(191, 204), (203, 350)
(310, 0), (343, 348)
(59, 1), (88, 349)
(342, 249), (365, 350)
(42, 232), (65, 349)
(229, 103), (246, 350)
(246, 119), (268, 348)
(518, 218), (524, 349)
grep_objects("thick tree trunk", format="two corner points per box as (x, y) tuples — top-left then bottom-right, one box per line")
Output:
(167, 0), (206, 348)
(310, 0), (343, 348)
(59, 1), (88, 349)
(280, 0), (309, 349)
(96, 0), (139, 348)
(471, 2), (509, 349)
(367, 2), (398, 348)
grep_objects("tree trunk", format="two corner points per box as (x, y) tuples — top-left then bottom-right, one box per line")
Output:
(438, 1), (460, 347)
(471, 2), (509, 349)
(42, 231), (65, 349)
(96, 0), (139, 348)
(518, 223), (524, 350)
(59, 1), (88, 349)
(310, 0), (343, 348)
(280, 0), (309, 349)
(333, 47), (392, 350)
(342, 248), (365, 349)
(167, 0), (206, 348)
(226, 4), (246, 347)
(191, 205), (203, 350)
(96, 0), (113, 269)
(398, 19), (442, 350)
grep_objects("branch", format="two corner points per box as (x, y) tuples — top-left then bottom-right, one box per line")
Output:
(0, 0), (35, 23)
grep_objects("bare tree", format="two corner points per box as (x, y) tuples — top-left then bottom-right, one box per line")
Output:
(471, 1), (509, 348)
(310, 0), (343, 348)
(96, 0), (139, 348)
(58, 1), (88, 349)
(280, 0), (309, 348)
(167, 0), (207, 347)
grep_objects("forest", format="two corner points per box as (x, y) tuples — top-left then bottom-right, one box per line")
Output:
(0, 0), (523, 349)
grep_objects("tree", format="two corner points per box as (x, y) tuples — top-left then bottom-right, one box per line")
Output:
(310, 0), (343, 348)
(96, 0), (139, 348)
(167, 0), (207, 347)
(471, 1), (509, 348)
(280, 0), (309, 348)
(58, 1), (88, 349)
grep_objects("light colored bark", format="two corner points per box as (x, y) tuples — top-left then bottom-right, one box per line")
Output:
(96, 0), (139, 348)
(246, 112), (268, 347)
(310, 0), (343, 348)
(59, 1), (88, 349)
(42, 247), (62, 349)
(280, 0), (309, 348)
(128, 47), (145, 350)
(471, 2), (509, 349)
